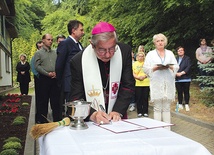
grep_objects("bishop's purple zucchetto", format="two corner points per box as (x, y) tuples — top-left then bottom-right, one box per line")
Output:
(92, 22), (116, 35)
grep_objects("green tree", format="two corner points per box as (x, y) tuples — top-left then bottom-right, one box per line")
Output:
(12, 0), (45, 77)
(11, 0), (214, 106)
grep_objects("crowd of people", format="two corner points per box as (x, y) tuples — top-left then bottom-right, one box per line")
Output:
(16, 20), (213, 129)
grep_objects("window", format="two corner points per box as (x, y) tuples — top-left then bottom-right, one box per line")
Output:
(0, 16), (5, 37)
(5, 53), (10, 73)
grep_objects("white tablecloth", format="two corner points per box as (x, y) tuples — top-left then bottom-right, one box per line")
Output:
(39, 118), (211, 155)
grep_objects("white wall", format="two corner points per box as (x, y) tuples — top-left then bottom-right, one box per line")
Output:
(0, 49), (12, 86)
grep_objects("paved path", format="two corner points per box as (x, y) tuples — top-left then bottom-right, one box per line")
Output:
(128, 109), (214, 154)
(171, 116), (214, 154)
(34, 104), (214, 155)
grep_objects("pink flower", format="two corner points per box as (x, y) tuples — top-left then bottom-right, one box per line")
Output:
(11, 107), (18, 113)
(15, 98), (21, 102)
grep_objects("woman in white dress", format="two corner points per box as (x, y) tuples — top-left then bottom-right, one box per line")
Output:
(143, 33), (179, 130)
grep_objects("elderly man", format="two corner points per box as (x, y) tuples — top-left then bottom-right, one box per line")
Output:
(70, 22), (135, 124)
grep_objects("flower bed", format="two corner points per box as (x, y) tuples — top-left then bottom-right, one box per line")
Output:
(0, 94), (21, 115)
(0, 94), (32, 155)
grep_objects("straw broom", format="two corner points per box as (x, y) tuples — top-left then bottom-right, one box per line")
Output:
(30, 117), (71, 140)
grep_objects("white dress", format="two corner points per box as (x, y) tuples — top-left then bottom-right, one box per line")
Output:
(143, 49), (179, 103)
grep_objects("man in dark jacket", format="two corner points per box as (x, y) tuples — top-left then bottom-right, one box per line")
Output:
(55, 20), (84, 116)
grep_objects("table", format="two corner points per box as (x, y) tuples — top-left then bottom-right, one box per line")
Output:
(39, 118), (211, 155)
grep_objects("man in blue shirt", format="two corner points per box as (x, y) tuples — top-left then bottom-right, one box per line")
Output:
(31, 40), (43, 123)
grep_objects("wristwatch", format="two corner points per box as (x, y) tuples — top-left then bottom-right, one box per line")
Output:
(119, 113), (123, 118)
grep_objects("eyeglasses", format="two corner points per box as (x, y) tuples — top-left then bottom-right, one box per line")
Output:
(177, 49), (184, 52)
(95, 45), (118, 55)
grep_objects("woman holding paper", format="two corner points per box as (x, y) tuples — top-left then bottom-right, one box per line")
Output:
(143, 33), (179, 130)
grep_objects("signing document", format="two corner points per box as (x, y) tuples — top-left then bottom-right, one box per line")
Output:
(39, 118), (211, 155)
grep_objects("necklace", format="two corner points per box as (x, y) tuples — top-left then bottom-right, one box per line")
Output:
(103, 76), (109, 90)
(156, 49), (165, 64)
(201, 46), (207, 54)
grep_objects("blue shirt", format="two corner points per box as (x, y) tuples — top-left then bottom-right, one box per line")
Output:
(30, 56), (39, 77)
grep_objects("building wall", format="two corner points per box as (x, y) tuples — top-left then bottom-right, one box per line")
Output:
(0, 48), (12, 87)
(0, 15), (13, 93)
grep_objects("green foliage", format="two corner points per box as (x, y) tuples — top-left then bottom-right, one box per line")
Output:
(0, 149), (18, 155)
(76, 0), (89, 15)
(6, 87), (34, 95)
(3, 137), (21, 143)
(14, 0), (35, 39)
(29, 31), (43, 57)
(11, 0), (213, 105)
(2, 142), (22, 150)
(12, 0), (45, 77)
(192, 82), (214, 107)
(28, 0), (46, 32)
(194, 71), (214, 107)
(14, 0), (45, 39)
(12, 116), (26, 125)
(13, 0), (214, 53)
(13, 0), (214, 49)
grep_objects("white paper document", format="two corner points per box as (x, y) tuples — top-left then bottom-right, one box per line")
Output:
(94, 118), (174, 133)
(124, 118), (174, 128)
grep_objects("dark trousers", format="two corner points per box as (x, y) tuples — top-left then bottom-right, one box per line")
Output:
(176, 82), (190, 105)
(19, 81), (29, 95)
(59, 88), (65, 116)
(38, 74), (62, 123)
(34, 75), (40, 123)
(59, 84), (71, 117)
(135, 86), (150, 114)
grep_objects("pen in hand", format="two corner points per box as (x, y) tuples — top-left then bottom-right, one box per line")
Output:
(99, 104), (112, 125)
(99, 104), (106, 112)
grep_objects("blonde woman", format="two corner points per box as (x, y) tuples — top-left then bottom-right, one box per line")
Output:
(133, 52), (150, 117)
(138, 45), (145, 53)
(16, 54), (31, 95)
(143, 33), (179, 130)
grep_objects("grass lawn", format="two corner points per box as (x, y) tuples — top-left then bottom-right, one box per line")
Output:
(6, 87), (34, 95)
